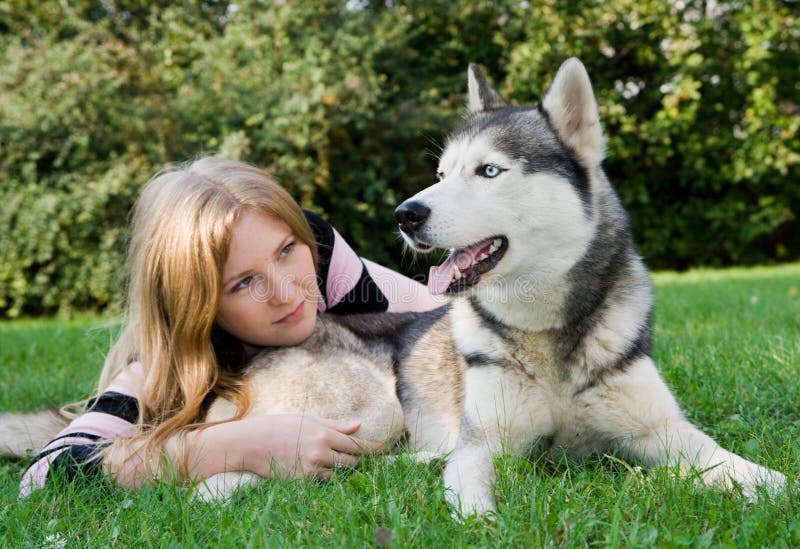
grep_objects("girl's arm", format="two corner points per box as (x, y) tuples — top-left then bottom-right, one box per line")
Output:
(21, 363), (382, 494)
(19, 363), (143, 496)
(105, 415), (382, 488)
(361, 258), (446, 313)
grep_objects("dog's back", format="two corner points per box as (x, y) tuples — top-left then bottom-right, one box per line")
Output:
(205, 315), (405, 443)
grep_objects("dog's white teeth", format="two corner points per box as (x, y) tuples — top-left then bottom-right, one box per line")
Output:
(454, 266), (462, 280)
(489, 239), (502, 254)
(479, 253), (489, 261)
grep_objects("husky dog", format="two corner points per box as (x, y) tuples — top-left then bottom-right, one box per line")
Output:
(383, 57), (787, 514)
(1, 58), (786, 514)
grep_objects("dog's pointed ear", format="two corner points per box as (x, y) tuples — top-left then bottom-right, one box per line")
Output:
(467, 63), (506, 113)
(541, 58), (605, 166)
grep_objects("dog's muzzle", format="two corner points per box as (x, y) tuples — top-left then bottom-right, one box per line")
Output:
(395, 200), (430, 236)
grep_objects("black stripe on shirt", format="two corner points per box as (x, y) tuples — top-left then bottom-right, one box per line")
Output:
(46, 432), (102, 445)
(86, 391), (140, 423)
(303, 210), (334, 305)
(22, 436), (102, 478)
(327, 263), (389, 314)
(47, 442), (109, 483)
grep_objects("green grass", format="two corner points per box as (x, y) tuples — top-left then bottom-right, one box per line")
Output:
(1, 264), (799, 547)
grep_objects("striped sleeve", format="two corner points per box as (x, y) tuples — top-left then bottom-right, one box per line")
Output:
(19, 363), (144, 496)
(304, 211), (446, 314)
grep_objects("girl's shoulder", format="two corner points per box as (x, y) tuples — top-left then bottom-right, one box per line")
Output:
(102, 362), (146, 405)
(303, 210), (387, 313)
(303, 210), (334, 256)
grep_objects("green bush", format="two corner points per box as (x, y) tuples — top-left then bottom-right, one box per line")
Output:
(1, 1), (797, 316)
(501, 0), (799, 268)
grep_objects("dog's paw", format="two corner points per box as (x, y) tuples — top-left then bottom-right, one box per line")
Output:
(445, 487), (497, 520)
(407, 450), (447, 464)
(738, 466), (787, 502)
(191, 471), (261, 503)
(442, 444), (498, 519)
(702, 459), (787, 502)
(386, 450), (443, 465)
(443, 470), (497, 519)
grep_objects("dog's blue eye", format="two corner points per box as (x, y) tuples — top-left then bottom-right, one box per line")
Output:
(479, 164), (502, 178)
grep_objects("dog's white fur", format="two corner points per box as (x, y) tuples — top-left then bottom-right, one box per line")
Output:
(395, 58), (786, 515)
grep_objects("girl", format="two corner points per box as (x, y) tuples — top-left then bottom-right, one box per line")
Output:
(21, 156), (442, 495)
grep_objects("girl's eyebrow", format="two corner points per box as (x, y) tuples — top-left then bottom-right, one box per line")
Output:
(223, 268), (254, 289)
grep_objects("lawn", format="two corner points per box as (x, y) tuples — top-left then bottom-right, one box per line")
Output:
(1, 264), (798, 547)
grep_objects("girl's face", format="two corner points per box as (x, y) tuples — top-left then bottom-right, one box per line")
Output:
(216, 210), (318, 347)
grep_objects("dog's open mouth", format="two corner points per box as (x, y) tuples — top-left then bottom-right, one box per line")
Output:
(428, 236), (508, 295)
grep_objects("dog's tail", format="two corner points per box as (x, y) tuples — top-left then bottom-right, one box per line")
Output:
(0, 410), (70, 458)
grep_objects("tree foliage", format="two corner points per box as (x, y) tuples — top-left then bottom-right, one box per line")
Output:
(1, 0), (797, 316)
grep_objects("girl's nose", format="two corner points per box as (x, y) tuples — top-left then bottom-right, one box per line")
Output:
(269, 275), (298, 306)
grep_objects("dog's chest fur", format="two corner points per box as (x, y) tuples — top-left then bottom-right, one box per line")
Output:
(449, 297), (618, 454)
(451, 298), (573, 388)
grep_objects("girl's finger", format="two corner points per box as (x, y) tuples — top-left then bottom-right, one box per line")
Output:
(318, 417), (361, 435)
(330, 432), (385, 455)
(329, 450), (359, 470)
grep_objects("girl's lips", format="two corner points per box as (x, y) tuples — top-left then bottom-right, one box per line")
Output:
(276, 301), (305, 324)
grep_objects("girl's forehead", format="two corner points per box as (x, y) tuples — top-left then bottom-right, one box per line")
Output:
(225, 211), (292, 269)
(233, 210), (289, 235)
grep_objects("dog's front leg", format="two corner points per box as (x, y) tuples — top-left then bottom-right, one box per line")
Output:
(443, 365), (546, 517)
(444, 431), (497, 517)
(443, 367), (503, 516)
(587, 356), (786, 500)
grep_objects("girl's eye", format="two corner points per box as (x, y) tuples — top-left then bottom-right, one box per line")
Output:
(280, 241), (295, 257)
(478, 164), (503, 178)
(234, 276), (253, 292)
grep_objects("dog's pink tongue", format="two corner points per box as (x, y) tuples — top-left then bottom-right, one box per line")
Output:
(428, 249), (478, 295)
(428, 258), (455, 295)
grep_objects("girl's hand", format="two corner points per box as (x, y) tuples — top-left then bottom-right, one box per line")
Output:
(187, 414), (385, 481)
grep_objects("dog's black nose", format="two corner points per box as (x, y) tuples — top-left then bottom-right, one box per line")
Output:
(395, 201), (431, 234)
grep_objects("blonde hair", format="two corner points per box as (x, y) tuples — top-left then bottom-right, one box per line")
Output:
(99, 156), (317, 480)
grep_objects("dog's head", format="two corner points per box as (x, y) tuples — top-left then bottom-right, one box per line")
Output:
(396, 58), (605, 297)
